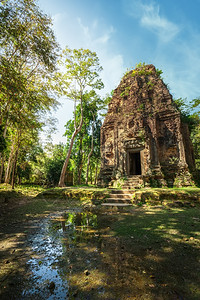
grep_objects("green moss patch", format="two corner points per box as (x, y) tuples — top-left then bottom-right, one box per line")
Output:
(132, 188), (200, 207)
(36, 187), (110, 206)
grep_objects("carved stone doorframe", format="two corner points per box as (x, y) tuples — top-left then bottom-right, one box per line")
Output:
(127, 148), (144, 176)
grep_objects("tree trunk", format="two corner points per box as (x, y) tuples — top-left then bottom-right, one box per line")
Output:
(90, 164), (93, 185)
(0, 122), (8, 171)
(86, 114), (94, 185)
(58, 96), (84, 187)
(0, 156), (5, 183)
(58, 129), (79, 187)
(11, 149), (19, 190)
(78, 163), (83, 185)
(95, 162), (98, 185)
(77, 137), (83, 185)
(5, 144), (15, 183)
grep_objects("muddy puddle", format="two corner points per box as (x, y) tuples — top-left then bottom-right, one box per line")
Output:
(2, 208), (199, 300)
(21, 209), (146, 300)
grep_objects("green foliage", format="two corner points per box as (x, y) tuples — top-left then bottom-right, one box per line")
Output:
(64, 98), (102, 185)
(0, 0), (59, 70)
(45, 158), (65, 186)
(191, 97), (200, 114)
(137, 103), (144, 111)
(121, 62), (163, 79)
(17, 162), (32, 182)
(43, 143), (70, 186)
(147, 80), (154, 90)
(65, 93), (102, 185)
(156, 68), (163, 77)
(120, 86), (130, 97)
(135, 62), (146, 69)
(122, 67), (133, 78)
(0, 0), (60, 187)
(174, 98), (198, 131)
(55, 47), (104, 186)
(132, 62), (152, 77)
(56, 47), (104, 99)
(0, 125), (6, 152)
(174, 97), (200, 173)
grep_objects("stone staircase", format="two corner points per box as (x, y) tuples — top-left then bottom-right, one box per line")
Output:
(101, 189), (134, 207)
(121, 175), (144, 189)
(101, 176), (144, 208)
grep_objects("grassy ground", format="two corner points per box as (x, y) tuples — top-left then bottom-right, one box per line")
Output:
(0, 184), (200, 299)
(132, 187), (200, 207)
(99, 207), (200, 299)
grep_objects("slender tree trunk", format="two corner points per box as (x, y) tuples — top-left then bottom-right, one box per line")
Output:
(78, 137), (83, 185)
(90, 164), (93, 185)
(78, 163), (83, 185)
(86, 114), (94, 185)
(11, 148), (19, 190)
(5, 144), (15, 183)
(58, 96), (84, 187)
(0, 121), (8, 163)
(0, 156), (5, 183)
(58, 131), (77, 187)
(95, 162), (98, 185)
(86, 146), (93, 185)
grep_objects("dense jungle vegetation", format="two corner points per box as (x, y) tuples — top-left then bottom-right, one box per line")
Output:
(0, 0), (200, 189)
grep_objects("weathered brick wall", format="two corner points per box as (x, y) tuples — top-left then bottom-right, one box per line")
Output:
(98, 64), (195, 187)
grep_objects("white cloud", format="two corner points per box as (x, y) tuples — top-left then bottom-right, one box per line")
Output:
(77, 17), (90, 41)
(53, 13), (66, 23)
(125, 0), (180, 42)
(141, 3), (180, 42)
(100, 54), (124, 94)
(76, 17), (124, 93)
(50, 13), (125, 143)
(164, 37), (200, 101)
(77, 17), (115, 47)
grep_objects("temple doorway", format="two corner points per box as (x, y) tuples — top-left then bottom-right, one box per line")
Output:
(129, 152), (141, 175)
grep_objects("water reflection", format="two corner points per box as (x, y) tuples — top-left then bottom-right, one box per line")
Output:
(21, 211), (154, 299)
(21, 210), (199, 300)
(22, 211), (100, 300)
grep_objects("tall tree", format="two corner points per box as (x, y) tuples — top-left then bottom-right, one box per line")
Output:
(56, 47), (103, 187)
(64, 96), (103, 185)
(0, 0), (59, 186)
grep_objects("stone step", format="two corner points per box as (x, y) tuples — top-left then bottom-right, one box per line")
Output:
(124, 178), (143, 182)
(102, 188), (133, 207)
(122, 187), (141, 191)
(105, 198), (132, 204)
(124, 180), (143, 184)
(122, 184), (141, 187)
(124, 181), (142, 184)
(110, 193), (133, 199)
(121, 186), (133, 190)
(101, 203), (132, 207)
(128, 175), (143, 178)
(123, 181), (142, 185)
(108, 189), (135, 194)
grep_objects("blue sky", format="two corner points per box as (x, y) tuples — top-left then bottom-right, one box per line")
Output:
(38, 0), (200, 144)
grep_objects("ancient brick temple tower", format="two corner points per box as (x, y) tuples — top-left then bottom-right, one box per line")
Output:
(98, 64), (195, 187)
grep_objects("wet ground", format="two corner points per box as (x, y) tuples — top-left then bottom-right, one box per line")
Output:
(0, 204), (200, 300)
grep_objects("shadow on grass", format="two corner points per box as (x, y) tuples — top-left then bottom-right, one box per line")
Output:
(105, 208), (200, 300)
(54, 208), (200, 300)
(0, 198), (199, 299)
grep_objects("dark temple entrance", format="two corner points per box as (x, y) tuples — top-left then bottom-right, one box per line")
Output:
(129, 152), (141, 175)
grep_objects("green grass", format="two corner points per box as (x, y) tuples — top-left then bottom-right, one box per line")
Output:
(1, 183), (200, 299)
(108, 207), (200, 299)
(112, 207), (200, 244)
